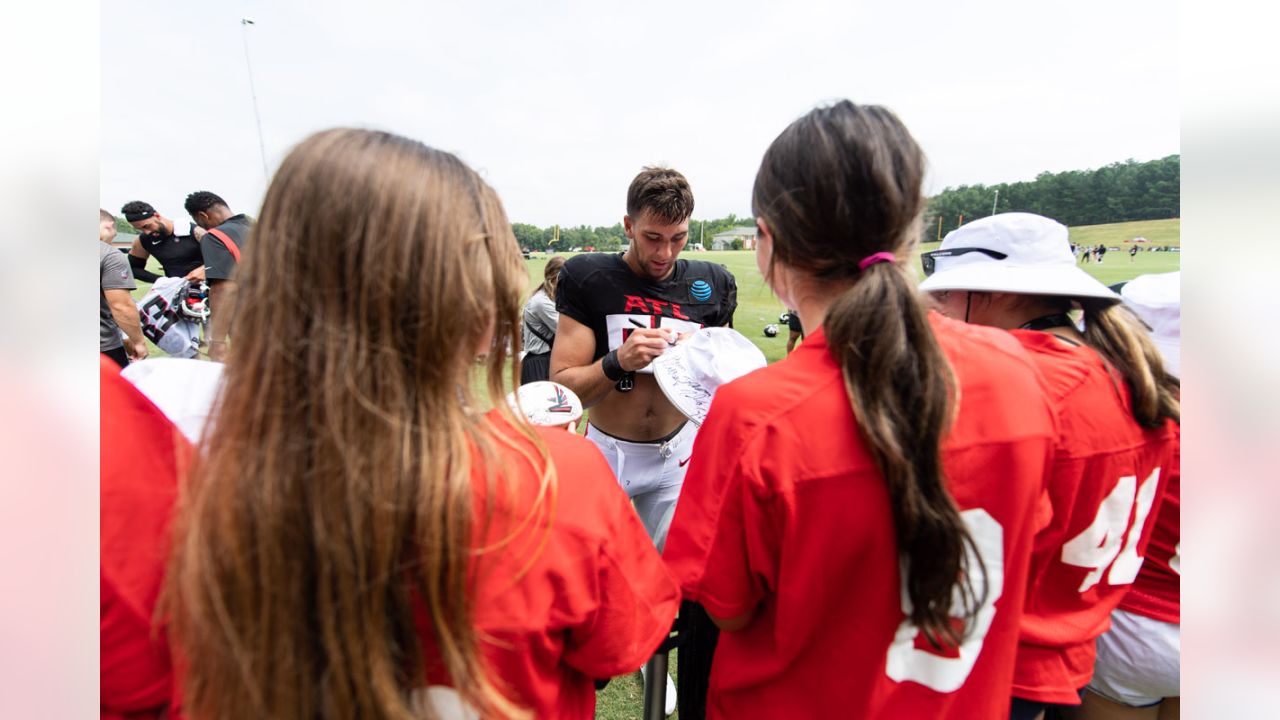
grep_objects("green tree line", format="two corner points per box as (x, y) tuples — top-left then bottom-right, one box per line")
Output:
(923, 155), (1179, 240)
(513, 155), (1178, 251)
(513, 213), (759, 252)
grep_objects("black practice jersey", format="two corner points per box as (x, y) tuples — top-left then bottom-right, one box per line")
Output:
(556, 253), (738, 362)
(138, 226), (204, 278)
(201, 214), (252, 281)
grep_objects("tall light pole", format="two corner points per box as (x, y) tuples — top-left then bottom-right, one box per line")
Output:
(240, 18), (269, 181)
(991, 188), (1000, 216)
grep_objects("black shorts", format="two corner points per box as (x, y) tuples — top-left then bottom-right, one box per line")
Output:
(520, 351), (551, 385)
(1010, 688), (1086, 720)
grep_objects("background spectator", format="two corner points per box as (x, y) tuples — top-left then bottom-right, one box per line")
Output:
(100, 209), (147, 367)
(521, 256), (565, 384)
(184, 191), (251, 361)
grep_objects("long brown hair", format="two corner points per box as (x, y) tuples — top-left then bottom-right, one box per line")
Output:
(536, 255), (566, 301)
(752, 101), (980, 647)
(1075, 299), (1180, 426)
(166, 128), (547, 719)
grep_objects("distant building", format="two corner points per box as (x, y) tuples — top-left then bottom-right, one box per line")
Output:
(710, 226), (756, 251)
(112, 232), (139, 251)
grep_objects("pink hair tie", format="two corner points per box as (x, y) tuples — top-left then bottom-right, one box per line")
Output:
(857, 251), (896, 271)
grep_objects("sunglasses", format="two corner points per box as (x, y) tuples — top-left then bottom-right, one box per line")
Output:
(920, 247), (1008, 276)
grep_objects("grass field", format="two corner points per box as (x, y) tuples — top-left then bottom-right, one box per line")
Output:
(1066, 217), (1180, 249)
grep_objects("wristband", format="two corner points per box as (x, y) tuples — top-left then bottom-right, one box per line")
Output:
(601, 349), (625, 381)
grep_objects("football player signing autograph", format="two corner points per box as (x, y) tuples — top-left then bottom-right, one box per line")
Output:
(551, 166), (737, 543)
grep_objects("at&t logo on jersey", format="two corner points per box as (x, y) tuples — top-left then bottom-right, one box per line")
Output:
(690, 279), (713, 302)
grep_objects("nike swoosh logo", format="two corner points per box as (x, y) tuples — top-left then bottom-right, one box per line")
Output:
(678, 456), (692, 468)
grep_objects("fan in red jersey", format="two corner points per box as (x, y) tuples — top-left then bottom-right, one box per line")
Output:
(920, 214), (1179, 720)
(100, 355), (187, 720)
(162, 129), (679, 720)
(1078, 272), (1181, 720)
(663, 100), (1057, 720)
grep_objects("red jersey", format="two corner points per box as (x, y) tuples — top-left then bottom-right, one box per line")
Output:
(100, 357), (188, 720)
(123, 360), (675, 719)
(1118, 427), (1180, 624)
(412, 414), (681, 718)
(663, 315), (1057, 719)
(1009, 331), (1177, 703)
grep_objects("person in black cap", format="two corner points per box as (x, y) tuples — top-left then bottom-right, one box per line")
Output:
(120, 200), (206, 284)
(185, 191), (252, 361)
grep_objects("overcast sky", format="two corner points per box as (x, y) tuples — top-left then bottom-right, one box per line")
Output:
(101, 0), (1178, 228)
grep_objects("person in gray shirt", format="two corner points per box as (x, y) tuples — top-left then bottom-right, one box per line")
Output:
(101, 209), (148, 367)
(520, 256), (565, 384)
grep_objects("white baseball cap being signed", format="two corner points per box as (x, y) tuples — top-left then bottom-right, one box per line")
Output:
(652, 327), (767, 427)
(918, 212), (1120, 303)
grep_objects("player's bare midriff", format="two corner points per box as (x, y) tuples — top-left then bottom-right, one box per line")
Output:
(587, 373), (687, 442)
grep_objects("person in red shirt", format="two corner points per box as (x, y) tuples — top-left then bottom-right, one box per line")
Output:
(163, 128), (679, 719)
(663, 100), (1057, 719)
(1079, 272), (1181, 720)
(919, 214), (1180, 720)
(101, 355), (187, 720)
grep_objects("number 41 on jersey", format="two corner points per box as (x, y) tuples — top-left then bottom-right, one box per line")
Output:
(1061, 468), (1162, 592)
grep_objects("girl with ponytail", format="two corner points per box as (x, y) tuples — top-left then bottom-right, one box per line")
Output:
(165, 128), (679, 720)
(663, 101), (1058, 718)
(919, 213), (1178, 719)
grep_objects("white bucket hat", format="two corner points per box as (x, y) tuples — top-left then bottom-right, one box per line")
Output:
(918, 212), (1120, 303)
(507, 381), (583, 430)
(651, 327), (767, 427)
(1116, 271), (1180, 378)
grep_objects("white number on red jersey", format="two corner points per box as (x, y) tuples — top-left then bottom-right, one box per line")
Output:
(1060, 468), (1161, 592)
(884, 509), (1003, 693)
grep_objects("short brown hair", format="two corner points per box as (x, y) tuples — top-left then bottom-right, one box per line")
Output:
(100, 208), (115, 223)
(626, 166), (694, 223)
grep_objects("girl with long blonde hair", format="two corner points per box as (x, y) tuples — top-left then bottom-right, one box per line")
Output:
(166, 128), (679, 719)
